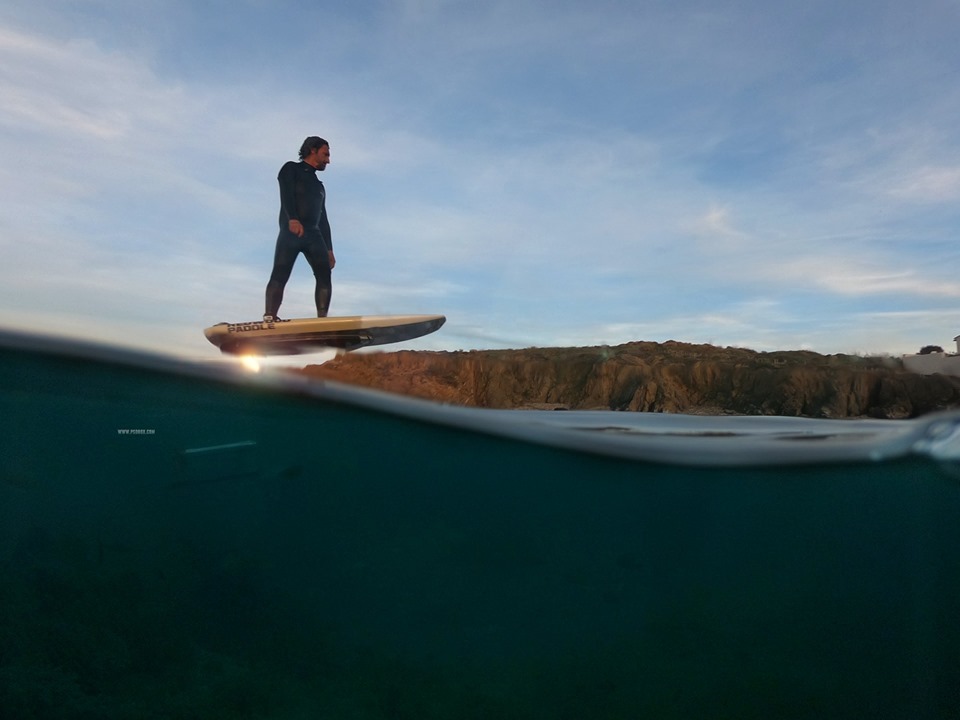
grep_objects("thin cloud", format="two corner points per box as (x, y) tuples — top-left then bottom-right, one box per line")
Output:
(888, 165), (960, 203)
(783, 257), (960, 298)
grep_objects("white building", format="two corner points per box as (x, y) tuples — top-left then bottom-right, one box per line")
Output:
(902, 337), (960, 376)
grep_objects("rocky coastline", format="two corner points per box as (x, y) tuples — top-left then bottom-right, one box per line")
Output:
(297, 340), (960, 419)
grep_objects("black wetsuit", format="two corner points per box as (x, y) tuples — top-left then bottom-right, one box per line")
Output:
(264, 160), (333, 318)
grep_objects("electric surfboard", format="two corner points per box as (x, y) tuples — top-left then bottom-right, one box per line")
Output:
(204, 314), (446, 356)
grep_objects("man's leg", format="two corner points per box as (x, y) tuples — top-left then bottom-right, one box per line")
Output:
(265, 233), (300, 318)
(303, 239), (333, 317)
(314, 278), (332, 318)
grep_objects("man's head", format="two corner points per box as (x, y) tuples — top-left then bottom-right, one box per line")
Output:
(299, 136), (330, 170)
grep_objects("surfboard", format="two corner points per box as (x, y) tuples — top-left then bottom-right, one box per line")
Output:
(203, 314), (446, 356)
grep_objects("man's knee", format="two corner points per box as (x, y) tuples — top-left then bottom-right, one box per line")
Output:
(311, 265), (332, 283)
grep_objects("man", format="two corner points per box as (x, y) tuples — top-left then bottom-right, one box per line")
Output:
(264, 136), (336, 322)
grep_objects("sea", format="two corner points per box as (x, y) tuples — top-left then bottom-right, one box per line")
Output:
(2, 329), (959, 719)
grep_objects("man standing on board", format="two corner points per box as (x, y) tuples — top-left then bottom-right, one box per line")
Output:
(264, 136), (336, 322)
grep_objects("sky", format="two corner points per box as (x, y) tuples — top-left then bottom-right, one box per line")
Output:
(2, 0), (960, 364)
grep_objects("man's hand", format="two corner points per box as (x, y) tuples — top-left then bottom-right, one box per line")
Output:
(328, 250), (336, 269)
(288, 219), (304, 237)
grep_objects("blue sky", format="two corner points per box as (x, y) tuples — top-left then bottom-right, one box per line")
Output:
(2, 0), (960, 362)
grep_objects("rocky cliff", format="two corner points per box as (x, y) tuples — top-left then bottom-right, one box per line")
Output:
(297, 341), (960, 419)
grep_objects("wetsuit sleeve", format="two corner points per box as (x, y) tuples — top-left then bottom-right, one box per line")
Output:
(277, 161), (300, 224)
(320, 209), (333, 252)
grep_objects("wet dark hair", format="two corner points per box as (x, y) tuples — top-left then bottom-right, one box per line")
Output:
(299, 136), (329, 160)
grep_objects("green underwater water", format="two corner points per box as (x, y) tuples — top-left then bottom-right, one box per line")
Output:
(2, 344), (960, 718)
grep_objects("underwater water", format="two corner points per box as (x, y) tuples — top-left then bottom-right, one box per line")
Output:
(2, 331), (960, 719)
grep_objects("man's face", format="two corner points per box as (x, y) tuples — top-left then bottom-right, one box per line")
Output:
(308, 144), (330, 170)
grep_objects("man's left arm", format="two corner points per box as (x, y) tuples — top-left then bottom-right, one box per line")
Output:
(321, 211), (335, 269)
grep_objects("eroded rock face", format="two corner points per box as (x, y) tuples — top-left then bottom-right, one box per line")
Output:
(297, 341), (960, 418)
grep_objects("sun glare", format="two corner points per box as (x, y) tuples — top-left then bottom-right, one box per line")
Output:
(240, 355), (262, 373)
